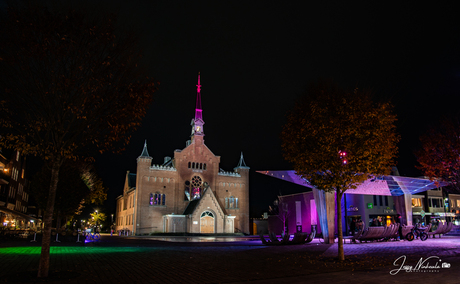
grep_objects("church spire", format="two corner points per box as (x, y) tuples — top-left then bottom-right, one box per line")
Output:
(195, 72), (202, 121)
(235, 152), (250, 170)
(139, 140), (150, 158)
(191, 72), (204, 138)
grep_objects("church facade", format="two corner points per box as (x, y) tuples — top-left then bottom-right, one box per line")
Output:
(115, 74), (250, 235)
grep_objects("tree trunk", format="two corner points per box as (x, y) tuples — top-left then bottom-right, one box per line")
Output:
(337, 190), (345, 261)
(37, 157), (62, 278)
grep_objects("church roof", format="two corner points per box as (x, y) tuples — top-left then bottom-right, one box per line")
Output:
(127, 173), (136, 189)
(183, 199), (200, 215)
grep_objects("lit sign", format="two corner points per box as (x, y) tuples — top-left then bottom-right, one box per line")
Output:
(367, 203), (373, 209)
(347, 206), (359, 212)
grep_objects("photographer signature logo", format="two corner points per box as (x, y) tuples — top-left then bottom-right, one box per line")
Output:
(390, 255), (450, 275)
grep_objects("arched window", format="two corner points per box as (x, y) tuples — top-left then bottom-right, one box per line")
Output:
(149, 193), (154, 205)
(225, 197), (228, 208)
(192, 162), (195, 169)
(200, 163), (203, 170)
(188, 162), (191, 168)
(229, 196), (235, 208)
(235, 198), (239, 208)
(191, 176), (202, 200)
(184, 180), (191, 201)
(201, 211), (214, 218)
(162, 194), (165, 205)
(203, 163), (207, 170)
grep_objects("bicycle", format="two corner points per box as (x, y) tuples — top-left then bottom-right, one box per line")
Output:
(406, 224), (428, 241)
(84, 231), (101, 241)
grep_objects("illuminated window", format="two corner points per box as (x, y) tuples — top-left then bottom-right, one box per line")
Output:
(457, 200), (460, 208)
(191, 176), (202, 200)
(150, 193), (165, 206)
(412, 198), (422, 207)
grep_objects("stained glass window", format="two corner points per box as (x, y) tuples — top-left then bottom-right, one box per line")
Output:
(191, 176), (202, 200)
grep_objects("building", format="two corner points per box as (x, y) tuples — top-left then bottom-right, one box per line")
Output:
(259, 170), (449, 238)
(116, 74), (250, 235)
(448, 193), (460, 225)
(0, 149), (37, 229)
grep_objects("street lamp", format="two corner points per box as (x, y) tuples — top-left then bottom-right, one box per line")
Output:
(94, 210), (98, 232)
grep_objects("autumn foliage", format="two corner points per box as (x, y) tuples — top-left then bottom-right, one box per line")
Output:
(0, 5), (156, 159)
(0, 2), (156, 277)
(416, 117), (460, 190)
(281, 82), (399, 260)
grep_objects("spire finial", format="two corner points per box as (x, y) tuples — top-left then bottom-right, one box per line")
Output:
(197, 72), (201, 93)
(195, 72), (202, 120)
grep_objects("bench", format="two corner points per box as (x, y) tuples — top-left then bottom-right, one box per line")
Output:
(428, 222), (453, 238)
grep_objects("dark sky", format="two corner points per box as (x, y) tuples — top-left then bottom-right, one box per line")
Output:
(39, 1), (460, 218)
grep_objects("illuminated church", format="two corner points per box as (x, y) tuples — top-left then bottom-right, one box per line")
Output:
(116, 74), (250, 235)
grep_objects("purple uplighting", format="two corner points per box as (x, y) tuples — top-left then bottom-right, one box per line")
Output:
(195, 73), (202, 120)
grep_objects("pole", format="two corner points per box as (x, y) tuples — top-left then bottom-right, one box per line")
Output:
(30, 232), (37, 242)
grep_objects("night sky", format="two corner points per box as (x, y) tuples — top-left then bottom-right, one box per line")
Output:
(12, 1), (460, 218)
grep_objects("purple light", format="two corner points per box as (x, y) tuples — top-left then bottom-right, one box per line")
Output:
(195, 73), (203, 120)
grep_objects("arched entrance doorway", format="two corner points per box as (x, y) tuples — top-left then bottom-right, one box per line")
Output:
(200, 211), (215, 233)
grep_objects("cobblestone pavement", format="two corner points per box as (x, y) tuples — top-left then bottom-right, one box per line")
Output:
(0, 235), (459, 284)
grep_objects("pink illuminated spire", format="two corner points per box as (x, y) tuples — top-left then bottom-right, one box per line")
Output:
(195, 72), (202, 120)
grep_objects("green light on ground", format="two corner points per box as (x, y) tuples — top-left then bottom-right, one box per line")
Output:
(0, 247), (146, 255)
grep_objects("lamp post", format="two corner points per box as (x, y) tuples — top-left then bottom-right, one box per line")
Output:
(111, 214), (114, 236)
(94, 210), (98, 233)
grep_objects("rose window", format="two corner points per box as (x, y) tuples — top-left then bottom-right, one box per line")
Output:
(191, 176), (202, 200)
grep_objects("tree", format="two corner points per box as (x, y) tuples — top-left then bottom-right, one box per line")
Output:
(269, 196), (290, 237)
(88, 211), (107, 228)
(281, 82), (399, 261)
(30, 161), (107, 223)
(0, 3), (156, 277)
(416, 117), (460, 191)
